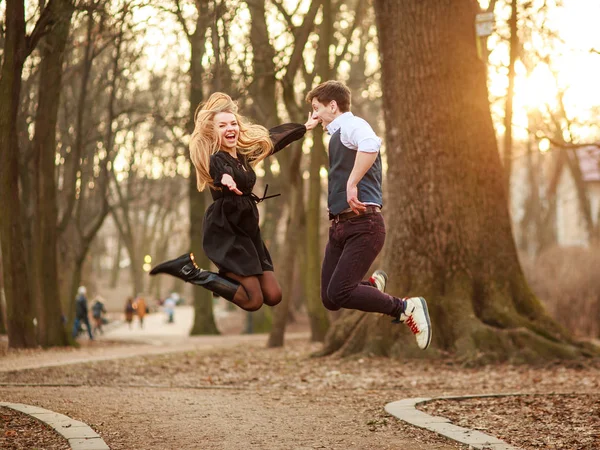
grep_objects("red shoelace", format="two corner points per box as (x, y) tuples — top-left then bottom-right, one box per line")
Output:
(405, 315), (420, 335)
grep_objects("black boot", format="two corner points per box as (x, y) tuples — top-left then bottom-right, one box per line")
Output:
(149, 253), (240, 301)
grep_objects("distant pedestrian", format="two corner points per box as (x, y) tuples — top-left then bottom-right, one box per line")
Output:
(91, 296), (107, 335)
(163, 295), (176, 324)
(134, 295), (147, 328)
(124, 297), (135, 329)
(72, 286), (93, 340)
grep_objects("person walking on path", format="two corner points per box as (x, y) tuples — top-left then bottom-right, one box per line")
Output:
(150, 92), (316, 312)
(72, 286), (94, 340)
(163, 295), (176, 323)
(91, 296), (107, 335)
(305, 81), (432, 350)
(134, 295), (147, 329)
(124, 297), (135, 329)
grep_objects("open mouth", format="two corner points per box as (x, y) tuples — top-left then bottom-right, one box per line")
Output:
(225, 132), (236, 141)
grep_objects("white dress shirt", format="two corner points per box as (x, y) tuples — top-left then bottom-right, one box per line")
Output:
(326, 112), (381, 153)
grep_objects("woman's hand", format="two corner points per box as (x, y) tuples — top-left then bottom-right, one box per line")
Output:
(221, 174), (242, 195)
(304, 112), (320, 131)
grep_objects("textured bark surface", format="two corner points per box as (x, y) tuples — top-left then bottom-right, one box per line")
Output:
(320, 0), (594, 363)
(32, 0), (74, 347)
(304, 0), (333, 343)
(244, 0), (281, 334)
(188, 2), (219, 335)
(0, 0), (37, 348)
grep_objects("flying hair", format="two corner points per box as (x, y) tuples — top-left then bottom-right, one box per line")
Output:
(189, 93), (273, 191)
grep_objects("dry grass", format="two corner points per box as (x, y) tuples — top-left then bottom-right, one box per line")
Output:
(522, 246), (600, 339)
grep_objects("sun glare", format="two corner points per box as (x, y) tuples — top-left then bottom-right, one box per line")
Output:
(515, 63), (558, 111)
(498, 0), (600, 141)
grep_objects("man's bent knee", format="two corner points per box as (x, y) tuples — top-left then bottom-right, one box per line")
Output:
(321, 293), (341, 311)
(325, 287), (351, 310)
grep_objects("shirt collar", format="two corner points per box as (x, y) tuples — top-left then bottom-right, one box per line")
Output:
(326, 111), (354, 135)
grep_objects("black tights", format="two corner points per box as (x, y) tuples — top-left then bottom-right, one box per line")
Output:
(224, 270), (282, 311)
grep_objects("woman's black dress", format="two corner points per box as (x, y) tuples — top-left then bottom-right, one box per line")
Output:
(202, 123), (307, 276)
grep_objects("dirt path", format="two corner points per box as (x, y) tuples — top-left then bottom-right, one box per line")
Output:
(2, 385), (460, 449)
(1, 309), (598, 449)
(0, 313), (462, 449)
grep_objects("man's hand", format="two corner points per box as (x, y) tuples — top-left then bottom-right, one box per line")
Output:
(221, 174), (242, 195)
(347, 184), (367, 214)
(304, 112), (320, 131)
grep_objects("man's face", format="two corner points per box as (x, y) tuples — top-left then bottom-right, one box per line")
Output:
(311, 98), (337, 129)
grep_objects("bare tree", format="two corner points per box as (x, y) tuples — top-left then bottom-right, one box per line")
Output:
(170, 0), (219, 334)
(0, 247), (6, 334)
(29, 0), (75, 346)
(55, 1), (148, 322)
(502, 0), (518, 198)
(0, 0), (62, 348)
(267, 0), (323, 348)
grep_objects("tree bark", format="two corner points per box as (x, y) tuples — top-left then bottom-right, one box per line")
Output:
(0, 0), (37, 348)
(503, 0), (518, 199)
(267, 149), (304, 347)
(320, 0), (588, 363)
(110, 234), (122, 288)
(244, 0), (283, 334)
(0, 248), (7, 334)
(187, 2), (219, 335)
(267, 0), (322, 347)
(32, 0), (74, 347)
(303, 2), (333, 341)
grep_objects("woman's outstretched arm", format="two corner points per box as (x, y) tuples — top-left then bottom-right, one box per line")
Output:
(269, 123), (307, 155)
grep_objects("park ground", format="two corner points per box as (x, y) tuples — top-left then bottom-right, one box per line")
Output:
(1, 306), (599, 449)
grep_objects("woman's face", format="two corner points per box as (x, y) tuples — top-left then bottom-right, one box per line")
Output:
(214, 112), (239, 151)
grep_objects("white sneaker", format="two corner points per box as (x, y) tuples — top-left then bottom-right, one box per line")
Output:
(369, 270), (388, 293)
(395, 297), (432, 350)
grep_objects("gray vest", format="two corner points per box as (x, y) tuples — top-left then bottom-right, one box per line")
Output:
(328, 129), (383, 215)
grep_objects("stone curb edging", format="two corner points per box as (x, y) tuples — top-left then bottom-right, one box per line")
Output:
(385, 395), (519, 450)
(0, 402), (110, 450)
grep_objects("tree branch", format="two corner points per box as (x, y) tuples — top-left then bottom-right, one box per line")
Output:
(332, 0), (365, 73)
(26, 0), (59, 56)
(173, 0), (191, 39)
(270, 0), (294, 29)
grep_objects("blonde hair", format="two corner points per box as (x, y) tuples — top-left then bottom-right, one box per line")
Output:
(190, 92), (273, 191)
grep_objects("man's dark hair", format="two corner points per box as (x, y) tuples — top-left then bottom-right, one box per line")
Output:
(305, 81), (351, 112)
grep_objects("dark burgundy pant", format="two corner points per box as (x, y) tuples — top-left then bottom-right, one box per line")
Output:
(321, 212), (403, 318)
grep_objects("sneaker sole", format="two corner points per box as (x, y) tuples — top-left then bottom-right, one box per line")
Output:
(417, 296), (432, 350)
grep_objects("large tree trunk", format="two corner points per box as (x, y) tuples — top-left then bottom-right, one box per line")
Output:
(0, 248), (7, 334)
(267, 0), (322, 346)
(188, 3), (219, 335)
(503, 0), (518, 199)
(302, 0), (333, 343)
(321, 0), (588, 363)
(244, 0), (280, 334)
(0, 0), (37, 348)
(267, 152), (304, 348)
(32, 0), (74, 347)
(305, 126), (329, 342)
(109, 234), (122, 288)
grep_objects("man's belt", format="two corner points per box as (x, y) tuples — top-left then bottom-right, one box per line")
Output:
(330, 205), (381, 223)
